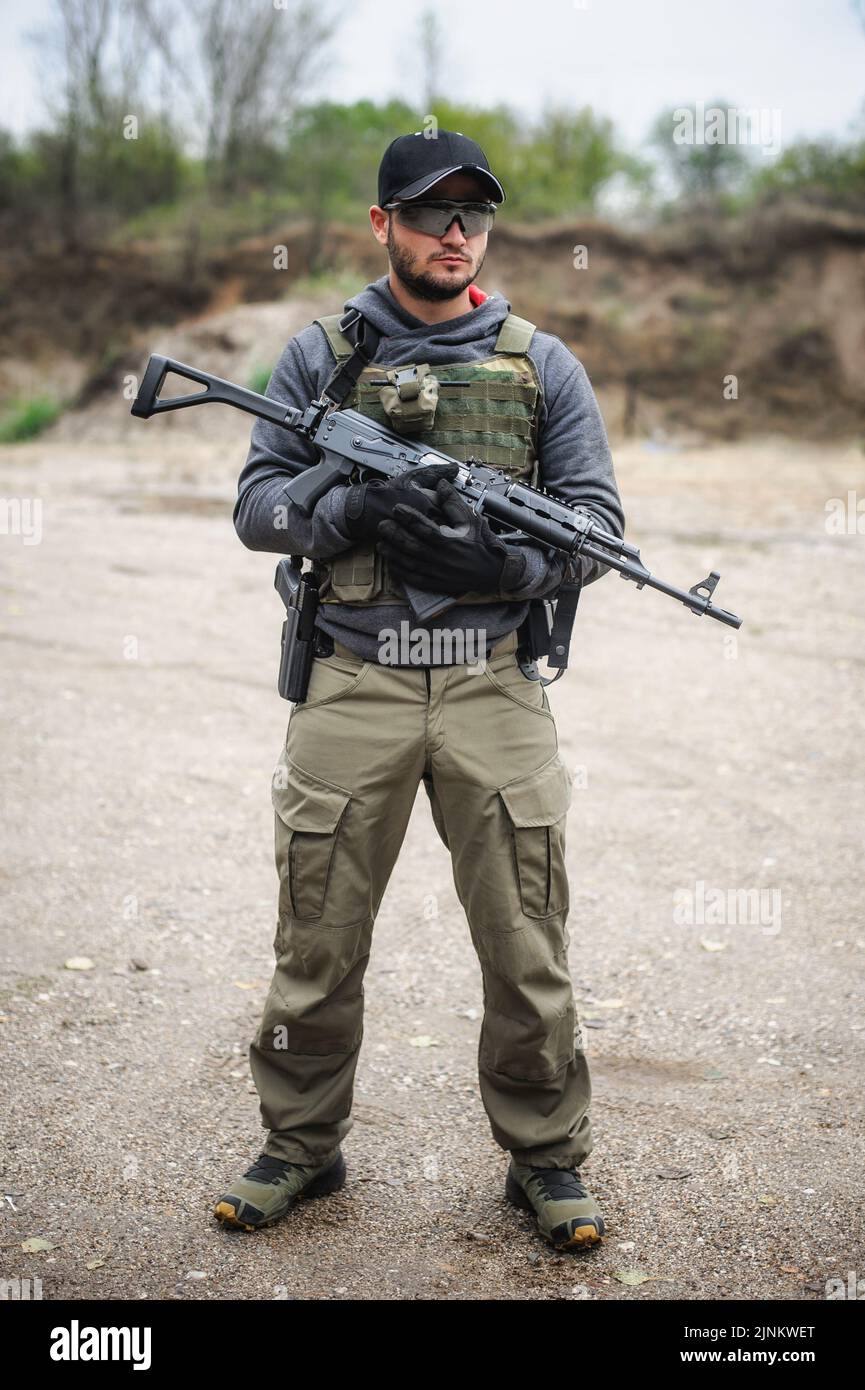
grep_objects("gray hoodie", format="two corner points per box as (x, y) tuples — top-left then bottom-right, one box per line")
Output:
(233, 274), (625, 661)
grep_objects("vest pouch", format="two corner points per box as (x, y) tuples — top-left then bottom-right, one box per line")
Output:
(328, 540), (379, 601)
(378, 363), (439, 433)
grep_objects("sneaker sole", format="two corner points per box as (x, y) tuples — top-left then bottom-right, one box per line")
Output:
(505, 1167), (605, 1249)
(214, 1152), (347, 1232)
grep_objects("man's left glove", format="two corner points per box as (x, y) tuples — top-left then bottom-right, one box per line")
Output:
(377, 478), (527, 596)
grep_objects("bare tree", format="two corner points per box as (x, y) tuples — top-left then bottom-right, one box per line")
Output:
(133, 0), (342, 191)
(57, 0), (115, 122)
(35, 0), (118, 246)
(418, 5), (444, 111)
(31, 0), (177, 244)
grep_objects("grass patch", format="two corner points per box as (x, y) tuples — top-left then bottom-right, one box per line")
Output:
(0, 396), (62, 443)
(114, 189), (303, 248)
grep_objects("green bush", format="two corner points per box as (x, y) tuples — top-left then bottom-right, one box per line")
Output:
(0, 397), (62, 443)
(747, 136), (865, 206)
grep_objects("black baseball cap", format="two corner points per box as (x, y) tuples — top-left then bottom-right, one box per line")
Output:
(378, 129), (506, 206)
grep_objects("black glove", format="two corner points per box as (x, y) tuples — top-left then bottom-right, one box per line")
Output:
(377, 478), (528, 596)
(342, 462), (459, 542)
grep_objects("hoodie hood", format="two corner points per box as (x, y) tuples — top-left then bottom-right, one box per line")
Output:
(341, 274), (512, 367)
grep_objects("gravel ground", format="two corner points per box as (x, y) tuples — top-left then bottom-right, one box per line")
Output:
(1, 430), (863, 1302)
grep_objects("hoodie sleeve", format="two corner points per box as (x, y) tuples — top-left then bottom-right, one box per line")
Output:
(232, 327), (359, 558)
(493, 339), (626, 600)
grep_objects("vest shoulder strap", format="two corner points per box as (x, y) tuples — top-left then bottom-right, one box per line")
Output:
(494, 312), (536, 354)
(314, 309), (382, 408)
(317, 310), (536, 359)
(314, 313), (354, 360)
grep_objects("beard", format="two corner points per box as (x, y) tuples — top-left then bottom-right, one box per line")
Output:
(387, 221), (485, 302)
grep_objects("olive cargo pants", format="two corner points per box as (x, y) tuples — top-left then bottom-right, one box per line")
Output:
(248, 628), (593, 1171)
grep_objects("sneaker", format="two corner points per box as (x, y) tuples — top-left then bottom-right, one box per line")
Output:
(214, 1150), (346, 1231)
(505, 1159), (605, 1249)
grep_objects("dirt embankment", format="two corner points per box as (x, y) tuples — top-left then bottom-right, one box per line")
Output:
(3, 200), (865, 442)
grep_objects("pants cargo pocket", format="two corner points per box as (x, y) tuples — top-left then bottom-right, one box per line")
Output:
(498, 753), (573, 919)
(272, 754), (352, 923)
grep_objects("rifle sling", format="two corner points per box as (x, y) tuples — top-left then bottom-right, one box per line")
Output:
(320, 308), (383, 408)
(304, 309), (383, 590)
(545, 570), (583, 671)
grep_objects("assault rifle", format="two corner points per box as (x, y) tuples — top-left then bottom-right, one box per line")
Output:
(131, 354), (743, 632)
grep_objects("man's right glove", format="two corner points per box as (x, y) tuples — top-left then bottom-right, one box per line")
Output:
(378, 478), (525, 595)
(342, 462), (459, 542)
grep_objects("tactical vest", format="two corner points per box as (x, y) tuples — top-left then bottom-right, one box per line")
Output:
(313, 312), (542, 606)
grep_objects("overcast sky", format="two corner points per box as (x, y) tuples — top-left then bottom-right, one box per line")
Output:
(1, 0), (862, 154)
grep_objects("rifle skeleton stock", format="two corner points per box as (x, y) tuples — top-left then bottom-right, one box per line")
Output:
(131, 353), (743, 632)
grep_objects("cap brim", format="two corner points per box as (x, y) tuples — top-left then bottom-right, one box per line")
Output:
(392, 165), (505, 204)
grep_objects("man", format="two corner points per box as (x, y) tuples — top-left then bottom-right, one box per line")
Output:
(214, 130), (625, 1250)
